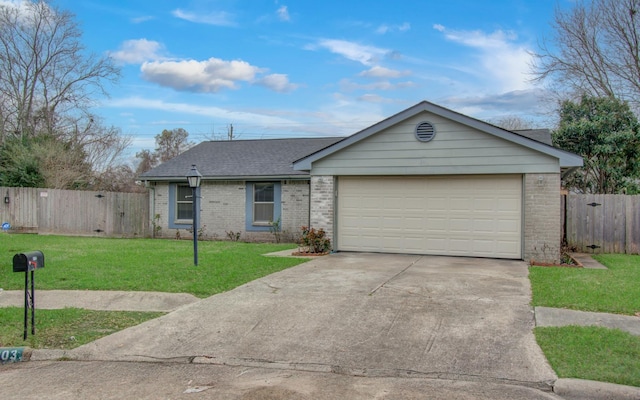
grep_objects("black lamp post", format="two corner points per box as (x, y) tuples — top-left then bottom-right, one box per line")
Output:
(186, 164), (202, 266)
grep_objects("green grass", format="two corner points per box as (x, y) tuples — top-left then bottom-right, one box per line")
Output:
(0, 234), (307, 349)
(535, 326), (640, 387)
(529, 254), (640, 315)
(0, 234), (308, 297)
(0, 307), (164, 349)
(530, 254), (640, 387)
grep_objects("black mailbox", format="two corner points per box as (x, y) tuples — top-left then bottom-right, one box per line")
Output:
(13, 251), (45, 272)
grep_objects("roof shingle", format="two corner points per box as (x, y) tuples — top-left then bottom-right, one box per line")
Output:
(140, 137), (343, 179)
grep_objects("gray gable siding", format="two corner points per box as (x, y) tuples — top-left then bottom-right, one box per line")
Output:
(294, 101), (583, 172)
(310, 113), (560, 176)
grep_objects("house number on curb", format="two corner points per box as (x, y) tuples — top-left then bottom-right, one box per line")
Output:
(0, 348), (23, 363)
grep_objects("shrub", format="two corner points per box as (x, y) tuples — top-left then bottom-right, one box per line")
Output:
(269, 217), (283, 243)
(225, 230), (242, 241)
(300, 226), (331, 253)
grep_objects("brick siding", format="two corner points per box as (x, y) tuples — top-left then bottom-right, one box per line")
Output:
(523, 173), (561, 263)
(152, 180), (311, 243)
(309, 176), (335, 243)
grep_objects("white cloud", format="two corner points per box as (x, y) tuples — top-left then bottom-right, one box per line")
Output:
(315, 39), (389, 66)
(357, 94), (401, 104)
(108, 97), (296, 126)
(433, 24), (533, 92)
(359, 66), (411, 79)
(276, 5), (290, 21)
(376, 22), (410, 34)
(141, 58), (263, 92)
(0, 0), (54, 23)
(109, 39), (166, 65)
(441, 89), (549, 116)
(256, 74), (299, 93)
(131, 15), (154, 23)
(172, 8), (236, 26)
(340, 79), (416, 92)
(0, 0), (29, 11)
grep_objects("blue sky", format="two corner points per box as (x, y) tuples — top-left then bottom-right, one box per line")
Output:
(48, 0), (570, 155)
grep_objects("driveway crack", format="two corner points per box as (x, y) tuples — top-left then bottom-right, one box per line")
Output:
(369, 256), (422, 296)
(189, 355), (555, 392)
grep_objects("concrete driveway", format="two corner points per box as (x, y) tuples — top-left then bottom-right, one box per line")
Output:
(65, 253), (556, 390)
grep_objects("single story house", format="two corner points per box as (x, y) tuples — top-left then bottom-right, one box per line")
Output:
(140, 101), (583, 263)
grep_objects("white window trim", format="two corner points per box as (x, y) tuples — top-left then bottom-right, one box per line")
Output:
(175, 184), (194, 224)
(253, 183), (275, 225)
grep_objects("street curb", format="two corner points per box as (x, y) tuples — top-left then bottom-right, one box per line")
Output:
(18, 350), (640, 399)
(30, 349), (74, 361)
(0, 347), (31, 363)
(553, 378), (640, 400)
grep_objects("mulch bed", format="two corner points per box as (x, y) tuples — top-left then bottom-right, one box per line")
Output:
(530, 253), (583, 268)
(291, 251), (330, 257)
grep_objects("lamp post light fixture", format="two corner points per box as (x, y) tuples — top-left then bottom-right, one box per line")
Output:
(186, 164), (202, 266)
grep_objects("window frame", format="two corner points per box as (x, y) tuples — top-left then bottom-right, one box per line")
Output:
(175, 184), (194, 223)
(169, 183), (199, 229)
(245, 181), (281, 232)
(252, 182), (275, 225)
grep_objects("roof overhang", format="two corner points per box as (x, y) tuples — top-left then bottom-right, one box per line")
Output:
(140, 175), (311, 183)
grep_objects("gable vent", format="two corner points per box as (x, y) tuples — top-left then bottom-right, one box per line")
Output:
(415, 121), (436, 142)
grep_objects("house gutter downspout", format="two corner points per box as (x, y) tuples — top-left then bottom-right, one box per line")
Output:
(144, 180), (156, 238)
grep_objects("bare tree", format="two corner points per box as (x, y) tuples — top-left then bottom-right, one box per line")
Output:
(489, 115), (534, 131)
(135, 128), (194, 175)
(35, 138), (91, 189)
(532, 0), (640, 105)
(135, 149), (158, 176)
(154, 128), (194, 162)
(0, 1), (133, 190)
(0, 0), (119, 142)
(93, 164), (146, 193)
(68, 115), (132, 174)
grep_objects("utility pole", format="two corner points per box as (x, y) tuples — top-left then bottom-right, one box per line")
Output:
(228, 124), (234, 140)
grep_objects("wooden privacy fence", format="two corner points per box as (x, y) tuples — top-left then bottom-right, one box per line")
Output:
(0, 186), (149, 237)
(564, 194), (640, 254)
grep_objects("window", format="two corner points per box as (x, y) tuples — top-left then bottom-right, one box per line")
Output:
(253, 183), (274, 224)
(176, 185), (193, 220)
(245, 182), (281, 232)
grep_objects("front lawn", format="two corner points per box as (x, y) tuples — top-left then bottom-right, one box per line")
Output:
(0, 308), (164, 349)
(0, 234), (307, 349)
(529, 254), (640, 315)
(535, 326), (640, 387)
(530, 254), (640, 387)
(0, 234), (307, 298)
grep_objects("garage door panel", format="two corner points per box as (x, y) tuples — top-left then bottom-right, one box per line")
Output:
(450, 218), (472, 232)
(424, 218), (446, 231)
(498, 220), (520, 233)
(498, 198), (519, 210)
(337, 175), (522, 259)
(473, 219), (496, 233)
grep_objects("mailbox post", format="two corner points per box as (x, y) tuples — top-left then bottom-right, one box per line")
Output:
(12, 251), (44, 340)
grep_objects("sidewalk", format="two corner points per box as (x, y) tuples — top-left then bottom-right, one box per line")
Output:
(535, 306), (640, 336)
(0, 289), (200, 312)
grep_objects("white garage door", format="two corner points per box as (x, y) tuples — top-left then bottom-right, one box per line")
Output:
(337, 175), (522, 258)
